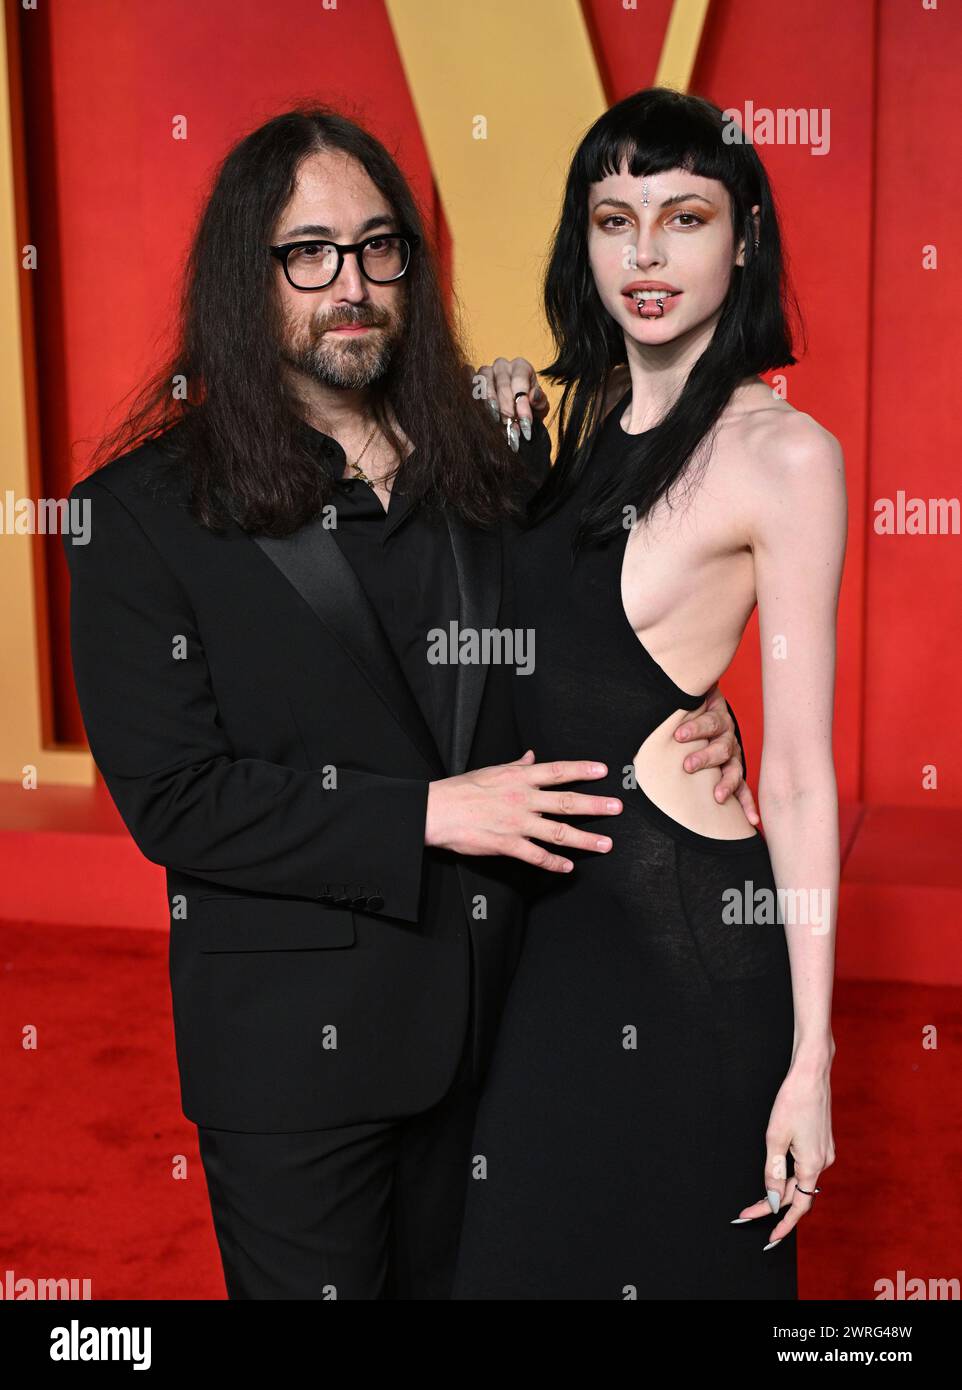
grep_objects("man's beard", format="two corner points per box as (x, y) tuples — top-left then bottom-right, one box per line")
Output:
(279, 301), (404, 390)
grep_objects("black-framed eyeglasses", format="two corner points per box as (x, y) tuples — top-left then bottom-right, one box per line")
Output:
(269, 233), (421, 291)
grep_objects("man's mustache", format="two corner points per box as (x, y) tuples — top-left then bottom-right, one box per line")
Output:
(314, 307), (392, 332)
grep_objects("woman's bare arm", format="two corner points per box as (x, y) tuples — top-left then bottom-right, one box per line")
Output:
(751, 414), (847, 1053)
(744, 410), (847, 1242)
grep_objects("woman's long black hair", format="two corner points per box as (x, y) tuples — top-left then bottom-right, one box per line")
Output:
(531, 86), (803, 552)
(85, 105), (522, 534)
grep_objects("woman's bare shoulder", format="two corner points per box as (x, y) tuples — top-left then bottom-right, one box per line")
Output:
(710, 388), (846, 553)
(721, 388), (843, 480)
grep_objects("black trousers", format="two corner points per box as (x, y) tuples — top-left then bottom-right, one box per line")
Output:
(196, 950), (480, 1300)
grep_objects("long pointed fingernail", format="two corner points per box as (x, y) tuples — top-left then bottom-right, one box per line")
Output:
(767, 1189), (781, 1214)
(519, 417), (532, 441)
(487, 398), (500, 417)
(507, 421), (520, 452)
(763, 1238), (782, 1251)
(730, 1217), (751, 1224)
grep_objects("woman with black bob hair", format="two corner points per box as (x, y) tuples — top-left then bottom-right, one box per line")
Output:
(454, 87), (844, 1300)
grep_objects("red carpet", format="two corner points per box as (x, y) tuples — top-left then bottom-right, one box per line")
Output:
(3, 916), (959, 1300)
(1, 921), (222, 1300)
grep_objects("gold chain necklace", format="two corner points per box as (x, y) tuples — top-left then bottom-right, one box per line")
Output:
(348, 423), (400, 488)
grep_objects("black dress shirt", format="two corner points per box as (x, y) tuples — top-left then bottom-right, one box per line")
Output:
(300, 420), (461, 772)
(297, 419), (474, 1050)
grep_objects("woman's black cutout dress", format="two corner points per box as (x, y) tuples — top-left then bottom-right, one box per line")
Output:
(451, 390), (798, 1300)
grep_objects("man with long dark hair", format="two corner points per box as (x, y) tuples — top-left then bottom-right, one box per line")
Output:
(62, 107), (747, 1298)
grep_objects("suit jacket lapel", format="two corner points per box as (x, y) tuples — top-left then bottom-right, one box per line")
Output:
(445, 511), (502, 775)
(251, 505), (504, 779)
(252, 516), (447, 775)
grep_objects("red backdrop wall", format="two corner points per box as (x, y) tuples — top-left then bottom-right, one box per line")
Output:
(18, 0), (444, 745)
(19, 0), (962, 818)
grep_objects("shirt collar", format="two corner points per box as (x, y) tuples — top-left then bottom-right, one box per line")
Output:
(295, 414), (419, 533)
(296, 416), (345, 479)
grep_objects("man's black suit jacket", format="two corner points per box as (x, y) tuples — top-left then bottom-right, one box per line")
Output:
(62, 427), (551, 1132)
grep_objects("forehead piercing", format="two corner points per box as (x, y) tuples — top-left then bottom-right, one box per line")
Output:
(641, 180), (650, 206)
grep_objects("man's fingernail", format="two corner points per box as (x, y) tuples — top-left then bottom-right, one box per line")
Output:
(520, 417), (532, 441)
(596, 838), (612, 850)
(678, 729), (689, 740)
